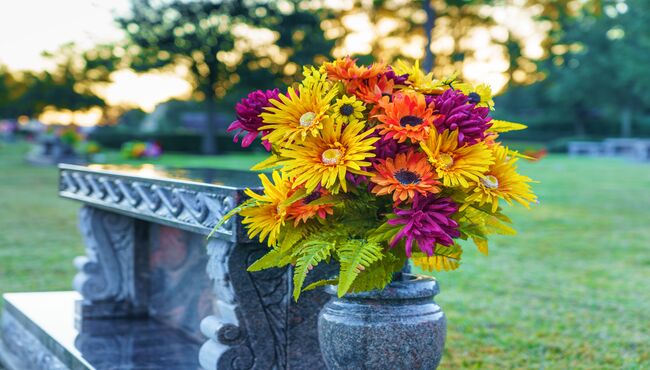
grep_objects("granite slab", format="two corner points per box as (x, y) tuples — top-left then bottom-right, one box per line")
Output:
(1, 291), (201, 370)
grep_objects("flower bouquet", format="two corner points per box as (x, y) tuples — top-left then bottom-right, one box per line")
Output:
(221, 57), (536, 301)
(120, 141), (163, 160)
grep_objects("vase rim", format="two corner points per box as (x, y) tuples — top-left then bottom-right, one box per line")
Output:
(326, 273), (440, 300)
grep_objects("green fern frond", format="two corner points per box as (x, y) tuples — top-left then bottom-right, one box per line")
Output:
(348, 252), (405, 293)
(247, 248), (292, 272)
(278, 223), (314, 253)
(302, 278), (339, 292)
(336, 239), (384, 297)
(367, 217), (401, 244)
(412, 243), (463, 272)
(293, 240), (335, 301)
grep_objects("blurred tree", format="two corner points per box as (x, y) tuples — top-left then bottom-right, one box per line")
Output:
(0, 66), (21, 118)
(4, 43), (119, 124)
(500, 0), (649, 137)
(331, 0), (602, 90)
(117, 0), (333, 154)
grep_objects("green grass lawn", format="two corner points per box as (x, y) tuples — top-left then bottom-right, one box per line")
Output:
(1, 142), (649, 369)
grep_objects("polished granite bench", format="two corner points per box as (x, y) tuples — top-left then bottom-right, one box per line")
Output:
(1, 163), (333, 370)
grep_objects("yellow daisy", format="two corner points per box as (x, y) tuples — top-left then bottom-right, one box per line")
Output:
(420, 129), (493, 188)
(279, 119), (378, 194)
(455, 82), (495, 110)
(465, 145), (537, 212)
(330, 95), (365, 125)
(260, 77), (339, 147)
(301, 66), (328, 90)
(240, 171), (293, 247)
(393, 59), (445, 94)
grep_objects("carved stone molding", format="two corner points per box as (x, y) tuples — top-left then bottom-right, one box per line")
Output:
(200, 240), (291, 370)
(1, 312), (68, 370)
(73, 205), (147, 319)
(59, 164), (243, 241)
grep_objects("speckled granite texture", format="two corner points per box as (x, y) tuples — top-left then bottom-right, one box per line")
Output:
(318, 274), (446, 370)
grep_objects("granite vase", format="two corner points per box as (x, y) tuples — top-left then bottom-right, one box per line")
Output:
(317, 273), (446, 370)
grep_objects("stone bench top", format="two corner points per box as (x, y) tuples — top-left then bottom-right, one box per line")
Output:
(58, 163), (262, 241)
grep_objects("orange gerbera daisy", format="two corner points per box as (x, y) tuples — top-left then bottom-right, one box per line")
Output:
(355, 75), (395, 105)
(324, 56), (386, 83)
(370, 151), (441, 203)
(287, 188), (335, 226)
(375, 92), (437, 143)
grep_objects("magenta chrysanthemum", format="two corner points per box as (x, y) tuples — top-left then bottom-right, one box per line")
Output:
(433, 89), (492, 145)
(228, 89), (280, 150)
(370, 131), (410, 161)
(388, 195), (460, 256)
(383, 67), (409, 85)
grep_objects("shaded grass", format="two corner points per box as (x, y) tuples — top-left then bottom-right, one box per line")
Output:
(0, 143), (264, 305)
(1, 142), (649, 369)
(428, 155), (650, 369)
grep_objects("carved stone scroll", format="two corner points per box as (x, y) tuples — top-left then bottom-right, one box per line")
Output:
(59, 165), (241, 241)
(199, 238), (334, 370)
(73, 205), (148, 320)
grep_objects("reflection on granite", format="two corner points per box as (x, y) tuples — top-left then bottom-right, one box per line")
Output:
(149, 225), (213, 342)
(85, 163), (262, 188)
(2, 291), (201, 370)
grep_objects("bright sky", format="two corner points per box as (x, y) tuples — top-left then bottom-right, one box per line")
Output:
(0, 1), (545, 125)
(0, 0), (191, 117)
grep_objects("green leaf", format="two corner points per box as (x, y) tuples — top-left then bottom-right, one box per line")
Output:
(292, 240), (335, 301)
(349, 252), (405, 293)
(305, 194), (339, 206)
(250, 154), (282, 171)
(412, 243), (463, 272)
(280, 187), (307, 207)
(488, 119), (527, 133)
(208, 198), (256, 239)
(472, 236), (489, 256)
(302, 278), (339, 292)
(247, 248), (292, 272)
(336, 239), (384, 297)
(367, 217), (401, 244)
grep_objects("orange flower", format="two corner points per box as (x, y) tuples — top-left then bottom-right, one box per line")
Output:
(354, 75), (395, 105)
(287, 188), (334, 226)
(370, 151), (441, 203)
(325, 57), (386, 83)
(375, 92), (437, 143)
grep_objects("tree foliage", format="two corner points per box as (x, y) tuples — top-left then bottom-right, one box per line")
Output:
(498, 0), (650, 137)
(116, 0), (334, 153)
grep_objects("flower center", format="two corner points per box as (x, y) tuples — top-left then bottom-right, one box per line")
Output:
(321, 148), (342, 165)
(394, 169), (421, 185)
(481, 175), (499, 189)
(299, 112), (317, 127)
(339, 104), (354, 116)
(399, 115), (423, 127)
(467, 92), (481, 104)
(439, 153), (454, 169)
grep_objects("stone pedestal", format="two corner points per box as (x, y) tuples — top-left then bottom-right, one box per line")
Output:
(1, 164), (332, 370)
(26, 137), (85, 166)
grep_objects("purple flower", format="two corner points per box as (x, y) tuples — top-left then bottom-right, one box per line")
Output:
(433, 89), (492, 145)
(345, 171), (368, 187)
(424, 94), (436, 107)
(388, 195), (460, 256)
(383, 67), (409, 85)
(228, 89), (280, 151)
(371, 131), (411, 162)
(144, 141), (162, 158)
